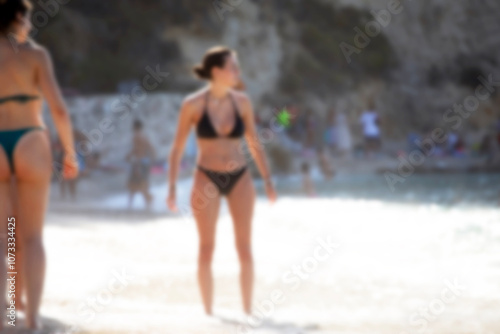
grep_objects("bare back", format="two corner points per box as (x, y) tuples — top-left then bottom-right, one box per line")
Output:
(129, 133), (155, 160)
(0, 39), (45, 129)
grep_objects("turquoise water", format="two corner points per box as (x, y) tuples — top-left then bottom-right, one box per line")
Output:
(269, 173), (500, 207)
(95, 173), (500, 212)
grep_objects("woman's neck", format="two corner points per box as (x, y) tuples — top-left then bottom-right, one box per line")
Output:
(0, 32), (22, 45)
(208, 82), (230, 99)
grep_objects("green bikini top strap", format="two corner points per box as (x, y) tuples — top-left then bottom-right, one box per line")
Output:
(0, 94), (40, 105)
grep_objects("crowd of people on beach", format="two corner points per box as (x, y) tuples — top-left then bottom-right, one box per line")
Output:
(405, 120), (500, 163)
(48, 96), (500, 202)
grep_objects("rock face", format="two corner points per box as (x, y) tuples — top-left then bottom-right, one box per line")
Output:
(330, 0), (499, 69)
(40, 0), (500, 155)
(44, 94), (184, 165)
(170, 0), (284, 103)
(161, 0), (500, 137)
(321, 0), (500, 137)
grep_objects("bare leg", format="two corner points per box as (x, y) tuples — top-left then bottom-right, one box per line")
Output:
(226, 170), (256, 315)
(14, 130), (52, 330)
(8, 178), (26, 312)
(68, 179), (77, 201)
(191, 170), (221, 315)
(140, 185), (153, 211)
(0, 145), (13, 331)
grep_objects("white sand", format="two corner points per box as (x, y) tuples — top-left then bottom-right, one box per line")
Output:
(33, 193), (500, 334)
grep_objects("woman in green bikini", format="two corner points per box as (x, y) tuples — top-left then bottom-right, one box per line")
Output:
(0, 0), (78, 330)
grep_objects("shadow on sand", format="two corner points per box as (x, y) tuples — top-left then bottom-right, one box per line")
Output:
(0, 315), (84, 334)
(217, 314), (320, 333)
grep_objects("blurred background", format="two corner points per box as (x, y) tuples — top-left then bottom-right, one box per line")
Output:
(28, 0), (500, 333)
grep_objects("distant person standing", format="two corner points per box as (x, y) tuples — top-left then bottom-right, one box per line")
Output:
(336, 110), (353, 158)
(324, 108), (337, 155)
(479, 134), (495, 163)
(301, 162), (316, 196)
(126, 119), (156, 210)
(317, 147), (335, 180)
(305, 112), (318, 147)
(287, 105), (301, 140)
(302, 112), (318, 160)
(446, 131), (459, 156)
(359, 101), (381, 158)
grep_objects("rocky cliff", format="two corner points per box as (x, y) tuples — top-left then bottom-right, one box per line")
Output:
(36, 0), (500, 142)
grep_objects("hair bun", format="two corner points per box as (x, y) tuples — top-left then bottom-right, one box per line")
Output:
(193, 46), (234, 81)
(193, 64), (210, 80)
(0, 0), (32, 32)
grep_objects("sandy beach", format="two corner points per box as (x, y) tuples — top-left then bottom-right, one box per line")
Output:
(2, 0), (500, 332)
(7, 172), (498, 334)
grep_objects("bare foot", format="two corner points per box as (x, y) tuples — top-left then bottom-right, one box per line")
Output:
(26, 315), (42, 330)
(3, 297), (25, 316)
(242, 311), (265, 329)
(14, 297), (26, 312)
(200, 311), (220, 327)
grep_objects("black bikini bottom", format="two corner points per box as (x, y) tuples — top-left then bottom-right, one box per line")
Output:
(197, 165), (248, 196)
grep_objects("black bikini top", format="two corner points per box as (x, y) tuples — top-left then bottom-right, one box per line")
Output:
(0, 94), (40, 105)
(196, 91), (244, 139)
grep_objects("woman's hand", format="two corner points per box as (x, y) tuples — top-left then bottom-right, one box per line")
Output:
(265, 180), (277, 204)
(167, 187), (178, 212)
(63, 152), (79, 180)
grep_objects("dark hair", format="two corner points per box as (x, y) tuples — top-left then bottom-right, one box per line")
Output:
(133, 119), (143, 131)
(0, 0), (32, 32)
(193, 46), (234, 80)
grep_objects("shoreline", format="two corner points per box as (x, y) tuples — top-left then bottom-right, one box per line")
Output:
(47, 158), (500, 216)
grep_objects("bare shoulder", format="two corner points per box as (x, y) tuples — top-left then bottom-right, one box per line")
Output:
(231, 90), (251, 104)
(230, 89), (252, 112)
(21, 41), (51, 65)
(181, 87), (207, 111)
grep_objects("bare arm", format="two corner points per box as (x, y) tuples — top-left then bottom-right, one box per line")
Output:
(168, 99), (194, 194)
(239, 94), (277, 202)
(36, 47), (75, 157)
(125, 144), (133, 162)
(240, 95), (272, 180)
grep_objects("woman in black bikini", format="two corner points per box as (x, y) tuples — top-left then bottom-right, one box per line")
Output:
(167, 46), (277, 316)
(0, 0), (78, 330)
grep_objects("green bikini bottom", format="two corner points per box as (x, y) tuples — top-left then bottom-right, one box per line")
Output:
(0, 127), (46, 172)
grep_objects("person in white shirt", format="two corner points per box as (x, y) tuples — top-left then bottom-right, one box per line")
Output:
(359, 102), (381, 157)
